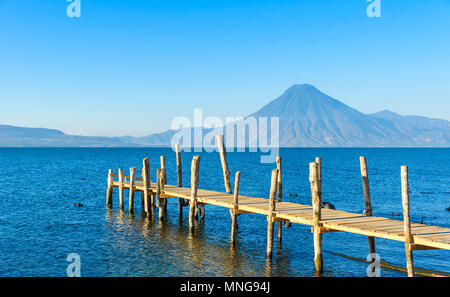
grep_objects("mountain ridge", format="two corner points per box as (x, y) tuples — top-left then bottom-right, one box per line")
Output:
(1, 84), (449, 147)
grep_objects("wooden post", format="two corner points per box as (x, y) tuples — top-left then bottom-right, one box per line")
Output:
(231, 171), (241, 246)
(156, 168), (161, 208)
(310, 162), (323, 273)
(267, 169), (278, 258)
(159, 168), (166, 221)
(276, 156), (282, 245)
(360, 156), (376, 254)
(199, 204), (205, 221)
(106, 169), (113, 207)
(401, 165), (414, 277)
(118, 168), (124, 210)
(160, 156), (167, 184)
(129, 167), (136, 213)
(160, 156), (167, 214)
(175, 144), (183, 217)
(315, 157), (322, 190)
(189, 156), (201, 231)
(142, 158), (151, 214)
(216, 134), (232, 194)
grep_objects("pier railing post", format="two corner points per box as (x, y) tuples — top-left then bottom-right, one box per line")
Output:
(267, 169), (279, 258)
(159, 168), (166, 221)
(310, 161), (323, 273)
(401, 165), (414, 277)
(231, 171), (241, 246)
(189, 156), (201, 231)
(276, 156), (283, 246)
(360, 156), (376, 254)
(156, 168), (161, 208)
(216, 134), (232, 194)
(142, 158), (151, 214)
(118, 168), (124, 210)
(129, 167), (136, 213)
(106, 169), (113, 207)
(175, 144), (184, 218)
(160, 156), (167, 214)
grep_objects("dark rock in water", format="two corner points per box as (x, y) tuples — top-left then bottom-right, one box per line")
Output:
(320, 202), (335, 210)
(391, 212), (400, 216)
(81, 178), (86, 181)
(74, 203), (84, 207)
(446, 207), (450, 211)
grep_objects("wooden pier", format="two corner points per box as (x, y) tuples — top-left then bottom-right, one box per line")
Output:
(105, 135), (450, 277)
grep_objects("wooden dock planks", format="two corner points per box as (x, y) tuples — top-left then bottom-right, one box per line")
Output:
(126, 181), (450, 250)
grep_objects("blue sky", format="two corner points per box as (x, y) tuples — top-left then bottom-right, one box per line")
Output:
(0, 0), (449, 136)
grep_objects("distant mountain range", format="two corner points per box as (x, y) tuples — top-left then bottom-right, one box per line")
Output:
(1, 84), (449, 147)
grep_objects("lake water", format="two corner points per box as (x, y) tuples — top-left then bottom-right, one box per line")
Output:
(0, 148), (448, 277)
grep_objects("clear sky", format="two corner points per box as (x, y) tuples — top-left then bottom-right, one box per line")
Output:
(0, 0), (449, 136)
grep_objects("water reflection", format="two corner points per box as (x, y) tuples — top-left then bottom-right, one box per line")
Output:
(103, 208), (299, 277)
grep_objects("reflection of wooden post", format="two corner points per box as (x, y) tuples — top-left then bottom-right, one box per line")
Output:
(106, 169), (113, 207)
(216, 134), (232, 194)
(189, 156), (201, 231)
(118, 168), (124, 210)
(310, 162), (323, 273)
(159, 168), (166, 221)
(401, 166), (414, 277)
(360, 156), (376, 254)
(231, 171), (240, 246)
(276, 157), (282, 245)
(175, 144), (183, 217)
(267, 169), (278, 258)
(129, 167), (136, 213)
(142, 158), (150, 214)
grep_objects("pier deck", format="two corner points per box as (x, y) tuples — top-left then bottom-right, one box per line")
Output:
(112, 180), (450, 251)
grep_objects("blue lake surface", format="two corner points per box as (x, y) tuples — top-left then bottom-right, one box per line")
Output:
(0, 148), (448, 277)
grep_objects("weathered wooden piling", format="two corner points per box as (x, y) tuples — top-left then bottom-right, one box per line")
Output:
(310, 161), (323, 273)
(156, 168), (161, 208)
(106, 169), (113, 207)
(267, 169), (279, 258)
(216, 134), (232, 194)
(189, 156), (201, 231)
(128, 167), (136, 213)
(118, 168), (124, 210)
(401, 165), (414, 277)
(159, 168), (166, 221)
(175, 144), (184, 217)
(231, 171), (241, 246)
(160, 156), (167, 184)
(276, 156), (283, 245)
(360, 156), (376, 254)
(160, 156), (167, 214)
(142, 158), (151, 214)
